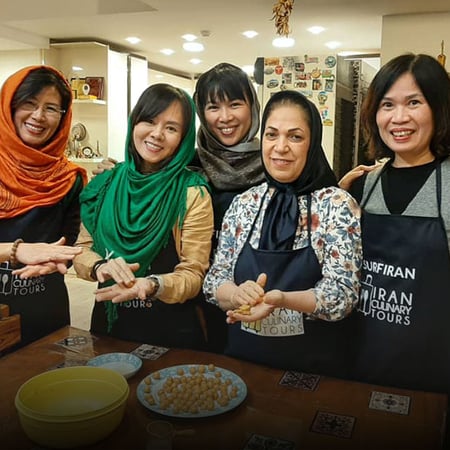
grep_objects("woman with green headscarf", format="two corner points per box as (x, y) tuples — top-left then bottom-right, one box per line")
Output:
(73, 83), (213, 350)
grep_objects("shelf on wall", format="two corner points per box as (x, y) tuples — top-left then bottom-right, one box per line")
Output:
(69, 157), (103, 163)
(73, 99), (106, 105)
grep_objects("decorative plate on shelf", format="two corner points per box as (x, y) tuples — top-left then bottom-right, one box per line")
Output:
(71, 122), (87, 141)
(137, 364), (247, 418)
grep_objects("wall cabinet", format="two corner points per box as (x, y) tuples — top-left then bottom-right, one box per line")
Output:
(43, 41), (146, 174)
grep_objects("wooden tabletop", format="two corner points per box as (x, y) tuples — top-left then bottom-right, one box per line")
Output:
(1, 326), (447, 450)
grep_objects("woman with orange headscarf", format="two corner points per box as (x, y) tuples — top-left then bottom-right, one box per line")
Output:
(0, 65), (87, 349)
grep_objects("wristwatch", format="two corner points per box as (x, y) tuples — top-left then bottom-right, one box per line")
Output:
(147, 275), (160, 297)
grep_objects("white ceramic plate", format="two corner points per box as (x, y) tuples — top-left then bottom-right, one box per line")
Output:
(137, 364), (247, 418)
(87, 352), (142, 379)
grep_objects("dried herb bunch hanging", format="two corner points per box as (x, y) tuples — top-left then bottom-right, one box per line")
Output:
(272, 0), (295, 37)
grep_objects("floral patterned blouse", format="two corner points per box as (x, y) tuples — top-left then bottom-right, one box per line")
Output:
(203, 183), (362, 321)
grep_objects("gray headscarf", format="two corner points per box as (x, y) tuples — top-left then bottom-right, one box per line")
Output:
(194, 62), (265, 191)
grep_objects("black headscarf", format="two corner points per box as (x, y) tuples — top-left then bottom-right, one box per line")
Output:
(259, 90), (338, 250)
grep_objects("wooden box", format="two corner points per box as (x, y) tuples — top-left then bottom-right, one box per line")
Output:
(0, 304), (21, 352)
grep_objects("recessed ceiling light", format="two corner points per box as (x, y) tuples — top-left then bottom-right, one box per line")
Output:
(183, 42), (204, 52)
(307, 26), (325, 35)
(125, 36), (141, 45)
(190, 58), (202, 65)
(182, 34), (197, 42)
(72, 66), (83, 71)
(160, 48), (175, 55)
(241, 65), (254, 76)
(325, 41), (342, 49)
(155, 74), (164, 79)
(242, 30), (258, 39)
(272, 37), (295, 48)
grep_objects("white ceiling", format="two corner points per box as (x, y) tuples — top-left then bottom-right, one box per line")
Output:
(1, 0), (449, 78)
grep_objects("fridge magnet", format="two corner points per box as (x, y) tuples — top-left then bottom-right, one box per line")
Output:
(311, 67), (321, 78)
(304, 54), (319, 64)
(266, 79), (279, 89)
(264, 66), (275, 75)
(264, 57), (280, 66)
(325, 55), (337, 68)
(321, 69), (333, 78)
(317, 91), (328, 105)
(294, 62), (305, 72)
(300, 90), (313, 98)
(312, 79), (322, 90)
(325, 79), (335, 92)
(282, 73), (292, 84)
(275, 65), (284, 75)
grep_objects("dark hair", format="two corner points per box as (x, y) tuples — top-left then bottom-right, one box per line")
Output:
(261, 90), (312, 135)
(194, 62), (255, 114)
(361, 53), (450, 160)
(128, 83), (193, 168)
(11, 67), (71, 116)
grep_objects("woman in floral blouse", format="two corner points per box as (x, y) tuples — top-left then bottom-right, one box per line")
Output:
(203, 90), (362, 377)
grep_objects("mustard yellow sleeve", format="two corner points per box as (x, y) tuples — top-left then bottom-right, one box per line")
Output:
(72, 222), (103, 281)
(157, 186), (213, 304)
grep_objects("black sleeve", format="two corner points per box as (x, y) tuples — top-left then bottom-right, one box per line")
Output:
(61, 174), (84, 246)
(348, 173), (367, 204)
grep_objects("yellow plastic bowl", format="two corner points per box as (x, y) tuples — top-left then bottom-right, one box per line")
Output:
(15, 366), (129, 448)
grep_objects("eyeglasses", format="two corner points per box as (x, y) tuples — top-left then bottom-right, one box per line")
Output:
(18, 100), (66, 117)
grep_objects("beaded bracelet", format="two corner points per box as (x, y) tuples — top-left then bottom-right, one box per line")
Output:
(90, 259), (108, 281)
(10, 238), (24, 269)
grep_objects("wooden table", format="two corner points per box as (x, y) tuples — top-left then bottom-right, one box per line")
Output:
(1, 326), (447, 449)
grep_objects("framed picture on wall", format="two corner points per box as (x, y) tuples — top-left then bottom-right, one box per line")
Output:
(85, 77), (105, 100)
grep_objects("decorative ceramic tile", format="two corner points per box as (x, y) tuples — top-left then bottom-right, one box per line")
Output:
(243, 433), (295, 450)
(310, 411), (356, 439)
(131, 343), (169, 360)
(369, 391), (411, 415)
(279, 370), (320, 391)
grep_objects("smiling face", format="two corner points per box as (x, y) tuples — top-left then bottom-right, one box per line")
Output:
(132, 100), (184, 172)
(204, 95), (252, 146)
(376, 72), (434, 167)
(262, 104), (311, 183)
(13, 86), (63, 148)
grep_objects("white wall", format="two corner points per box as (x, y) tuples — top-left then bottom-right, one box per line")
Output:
(381, 12), (450, 66)
(0, 49), (44, 86)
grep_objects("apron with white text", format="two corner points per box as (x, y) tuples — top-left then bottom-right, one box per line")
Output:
(354, 163), (450, 393)
(227, 195), (354, 377)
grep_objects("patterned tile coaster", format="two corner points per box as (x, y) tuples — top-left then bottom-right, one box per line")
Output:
(279, 370), (320, 391)
(131, 343), (169, 360)
(368, 391), (411, 415)
(310, 411), (356, 439)
(55, 335), (92, 347)
(242, 433), (295, 450)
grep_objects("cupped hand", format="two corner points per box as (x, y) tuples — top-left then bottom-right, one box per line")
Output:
(231, 273), (267, 309)
(226, 301), (275, 324)
(94, 277), (151, 303)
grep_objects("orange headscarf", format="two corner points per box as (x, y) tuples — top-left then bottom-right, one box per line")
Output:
(0, 65), (87, 218)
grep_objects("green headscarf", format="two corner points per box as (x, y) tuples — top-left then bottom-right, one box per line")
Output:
(80, 86), (209, 329)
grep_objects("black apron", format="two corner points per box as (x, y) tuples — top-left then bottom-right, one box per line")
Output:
(354, 162), (450, 393)
(91, 234), (206, 350)
(227, 194), (354, 377)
